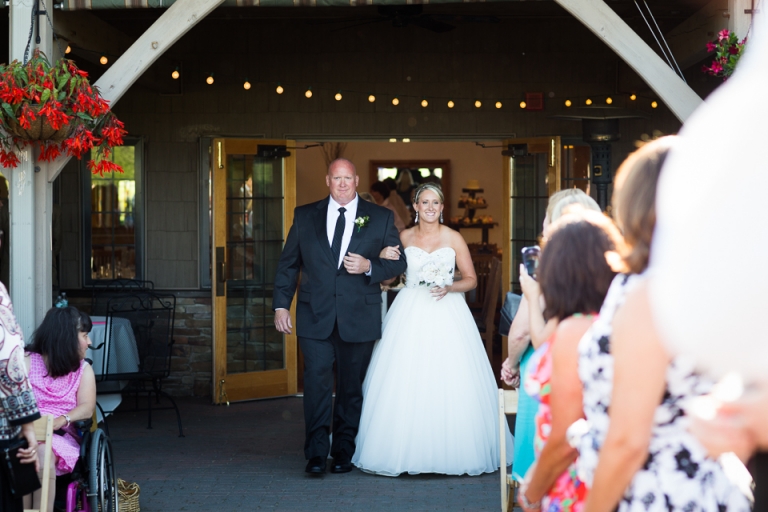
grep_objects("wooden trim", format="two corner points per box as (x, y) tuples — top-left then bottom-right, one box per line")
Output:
(368, 160), (451, 219)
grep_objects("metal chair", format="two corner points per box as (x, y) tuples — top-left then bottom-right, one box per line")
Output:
(90, 278), (155, 316)
(96, 291), (184, 437)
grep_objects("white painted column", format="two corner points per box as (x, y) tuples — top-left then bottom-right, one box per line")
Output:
(729, 0), (754, 38)
(8, 1), (38, 339)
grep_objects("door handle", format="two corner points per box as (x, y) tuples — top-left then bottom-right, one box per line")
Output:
(215, 246), (226, 297)
(218, 260), (227, 282)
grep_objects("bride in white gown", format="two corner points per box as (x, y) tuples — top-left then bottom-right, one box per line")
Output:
(352, 183), (514, 476)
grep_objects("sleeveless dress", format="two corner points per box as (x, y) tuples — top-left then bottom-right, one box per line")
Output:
(575, 274), (750, 511)
(512, 344), (537, 482)
(524, 316), (591, 511)
(352, 246), (514, 476)
(27, 353), (87, 476)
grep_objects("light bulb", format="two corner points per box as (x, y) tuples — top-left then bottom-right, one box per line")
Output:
(474, 100), (482, 108)
(276, 84), (284, 94)
(421, 99), (428, 107)
(335, 92), (342, 101)
(389, 138), (397, 143)
(243, 80), (251, 90)
(585, 98), (593, 105)
(519, 101), (527, 109)
(495, 101), (502, 109)
(565, 99), (572, 107)
(447, 100), (454, 108)
(100, 55), (108, 65)
(172, 69), (180, 80)
(630, 94), (637, 101)
(651, 101), (658, 108)
(402, 138), (410, 143)
(368, 94), (376, 103)
(305, 88), (313, 98)
(392, 97), (399, 106)
(206, 74), (214, 85)
(65, 45), (71, 54)
(606, 97), (613, 105)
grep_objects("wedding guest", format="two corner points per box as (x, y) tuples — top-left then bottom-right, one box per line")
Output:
(501, 188), (599, 483)
(24, 307), (96, 512)
(370, 181), (406, 232)
(383, 178), (412, 226)
(0, 280), (40, 512)
(517, 211), (620, 511)
(395, 168), (415, 206)
(576, 138), (750, 512)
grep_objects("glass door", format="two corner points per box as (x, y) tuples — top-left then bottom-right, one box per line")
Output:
(211, 139), (297, 403)
(501, 137), (562, 298)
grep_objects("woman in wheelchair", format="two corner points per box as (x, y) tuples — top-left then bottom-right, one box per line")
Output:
(23, 307), (96, 512)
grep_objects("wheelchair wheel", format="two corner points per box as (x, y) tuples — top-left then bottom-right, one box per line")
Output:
(88, 429), (118, 512)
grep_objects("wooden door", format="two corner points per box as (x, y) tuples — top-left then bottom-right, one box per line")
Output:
(211, 139), (297, 403)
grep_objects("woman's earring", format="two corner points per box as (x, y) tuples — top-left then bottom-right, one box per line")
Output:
(440, 212), (444, 223)
(415, 212), (419, 223)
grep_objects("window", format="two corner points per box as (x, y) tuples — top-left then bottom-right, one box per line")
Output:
(83, 140), (144, 285)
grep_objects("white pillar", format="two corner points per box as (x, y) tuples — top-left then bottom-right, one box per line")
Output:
(729, 0), (753, 39)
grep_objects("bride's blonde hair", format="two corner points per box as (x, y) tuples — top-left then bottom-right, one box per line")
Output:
(413, 183), (444, 204)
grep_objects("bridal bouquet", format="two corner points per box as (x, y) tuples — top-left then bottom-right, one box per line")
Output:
(418, 261), (454, 288)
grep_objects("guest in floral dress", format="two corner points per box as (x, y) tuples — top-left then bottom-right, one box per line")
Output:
(24, 307), (96, 512)
(517, 211), (622, 512)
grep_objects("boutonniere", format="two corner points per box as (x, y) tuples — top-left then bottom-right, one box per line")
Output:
(354, 215), (370, 232)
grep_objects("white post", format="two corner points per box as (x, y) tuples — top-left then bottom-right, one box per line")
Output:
(729, 0), (754, 39)
(8, 1), (38, 340)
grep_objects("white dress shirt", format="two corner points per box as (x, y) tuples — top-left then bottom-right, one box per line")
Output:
(328, 194), (359, 269)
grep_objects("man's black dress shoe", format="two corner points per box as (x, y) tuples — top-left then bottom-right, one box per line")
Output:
(305, 456), (326, 475)
(331, 455), (353, 474)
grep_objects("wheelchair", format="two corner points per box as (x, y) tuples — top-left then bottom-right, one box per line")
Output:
(53, 418), (118, 512)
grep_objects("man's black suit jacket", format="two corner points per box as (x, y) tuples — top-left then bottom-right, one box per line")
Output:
(272, 196), (407, 343)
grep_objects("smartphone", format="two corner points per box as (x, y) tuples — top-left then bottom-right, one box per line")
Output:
(521, 246), (541, 279)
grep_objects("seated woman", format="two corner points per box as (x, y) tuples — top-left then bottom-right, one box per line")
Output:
(23, 307), (96, 512)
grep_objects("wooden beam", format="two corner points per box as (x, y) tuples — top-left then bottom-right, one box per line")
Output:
(53, 11), (179, 94)
(666, 0), (729, 70)
(554, 0), (703, 123)
(46, 0), (225, 182)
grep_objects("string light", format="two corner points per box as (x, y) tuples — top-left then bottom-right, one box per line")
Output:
(368, 94), (376, 103)
(305, 88), (313, 98)
(65, 45), (71, 54)
(565, 99), (572, 107)
(421, 99), (428, 107)
(402, 138), (411, 143)
(606, 97), (613, 105)
(495, 101), (502, 109)
(389, 138), (397, 143)
(651, 101), (658, 108)
(206, 73), (214, 85)
(585, 98), (592, 105)
(335, 91), (342, 101)
(276, 84), (284, 94)
(243, 79), (251, 90)
(630, 94), (637, 101)
(100, 55), (108, 65)
(519, 101), (527, 109)
(447, 100), (455, 108)
(171, 68), (180, 80)
(392, 97), (399, 106)
(474, 100), (482, 108)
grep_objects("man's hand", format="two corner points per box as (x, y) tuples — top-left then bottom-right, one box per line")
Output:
(343, 253), (371, 274)
(274, 309), (293, 334)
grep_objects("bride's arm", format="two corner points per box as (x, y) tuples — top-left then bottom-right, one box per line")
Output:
(444, 231), (477, 295)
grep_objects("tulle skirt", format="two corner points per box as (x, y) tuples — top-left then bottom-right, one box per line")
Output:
(352, 287), (514, 476)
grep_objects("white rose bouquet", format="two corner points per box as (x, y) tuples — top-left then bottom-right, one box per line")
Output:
(418, 261), (454, 288)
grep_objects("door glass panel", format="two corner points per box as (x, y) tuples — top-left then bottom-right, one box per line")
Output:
(226, 154), (285, 375)
(509, 153), (548, 291)
(561, 145), (591, 194)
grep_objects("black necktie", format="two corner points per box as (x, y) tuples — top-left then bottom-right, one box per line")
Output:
(330, 207), (347, 267)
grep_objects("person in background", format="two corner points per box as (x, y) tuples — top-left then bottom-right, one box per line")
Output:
(24, 307), (97, 512)
(577, 138), (750, 512)
(517, 211), (620, 511)
(0, 271), (40, 511)
(383, 178), (412, 227)
(501, 188), (600, 483)
(396, 168), (415, 206)
(370, 181), (406, 232)
(359, 192), (376, 203)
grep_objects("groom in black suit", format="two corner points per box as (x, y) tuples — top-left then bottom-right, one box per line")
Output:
(273, 158), (406, 475)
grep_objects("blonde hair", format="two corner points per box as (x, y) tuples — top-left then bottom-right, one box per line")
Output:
(413, 183), (444, 204)
(551, 190), (601, 222)
(546, 189), (580, 220)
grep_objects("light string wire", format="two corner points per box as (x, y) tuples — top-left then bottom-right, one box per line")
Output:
(634, 0), (686, 83)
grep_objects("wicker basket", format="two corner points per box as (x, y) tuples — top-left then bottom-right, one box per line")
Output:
(117, 478), (140, 512)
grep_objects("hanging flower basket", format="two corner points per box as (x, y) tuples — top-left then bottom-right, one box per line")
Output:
(0, 50), (127, 175)
(702, 29), (746, 80)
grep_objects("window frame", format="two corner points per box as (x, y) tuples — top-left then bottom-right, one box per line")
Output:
(81, 137), (145, 287)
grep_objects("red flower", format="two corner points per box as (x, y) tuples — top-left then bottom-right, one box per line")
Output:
(718, 29), (730, 41)
(88, 158), (122, 177)
(18, 105), (37, 130)
(706, 41), (717, 53)
(0, 149), (20, 168)
(710, 61), (724, 74)
(39, 144), (61, 162)
(729, 45), (740, 55)
(64, 126), (95, 158)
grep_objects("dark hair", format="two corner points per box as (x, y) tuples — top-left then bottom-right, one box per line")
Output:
(370, 181), (391, 199)
(538, 212), (622, 321)
(383, 178), (398, 191)
(28, 306), (88, 378)
(612, 137), (673, 274)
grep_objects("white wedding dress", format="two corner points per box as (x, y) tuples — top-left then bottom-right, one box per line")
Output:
(352, 246), (514, 476)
